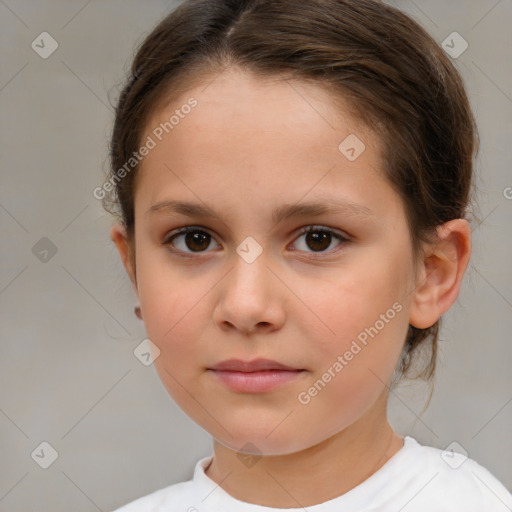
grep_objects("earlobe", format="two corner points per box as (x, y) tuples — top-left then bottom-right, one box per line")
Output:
(409, 219), (471, 329)
(110, 223), (137, 291)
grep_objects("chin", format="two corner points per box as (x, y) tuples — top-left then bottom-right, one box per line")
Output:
(217, 435), (308, 457)
(209, 418), (321, 457)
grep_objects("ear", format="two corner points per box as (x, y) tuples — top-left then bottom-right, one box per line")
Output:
(409, 219), (471, 329)
(110, 223), (138, 293)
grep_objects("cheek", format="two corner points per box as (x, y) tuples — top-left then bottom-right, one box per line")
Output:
(293, 257), (411, 409)
(294, 280), (408, 435)
(143, 291), (207, 410)
(135, 250), (205, 359)
(299, 261), (409, 350)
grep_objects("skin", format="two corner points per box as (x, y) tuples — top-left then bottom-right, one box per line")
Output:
(111, 68), (471, 507)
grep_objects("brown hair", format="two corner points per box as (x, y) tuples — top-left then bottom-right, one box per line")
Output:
(104, 0), (478, 383)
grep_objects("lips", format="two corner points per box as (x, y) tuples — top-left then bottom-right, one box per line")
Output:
(209, 358), (302, 372)
(208, 358), (305, 393)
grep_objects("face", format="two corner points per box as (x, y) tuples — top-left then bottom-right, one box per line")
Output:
(125, 69), (419, 455)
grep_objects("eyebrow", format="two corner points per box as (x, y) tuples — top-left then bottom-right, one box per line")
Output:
(147, 199), (374, 225)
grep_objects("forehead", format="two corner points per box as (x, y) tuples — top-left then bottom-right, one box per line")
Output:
(143, 67), (377, 158)
(135, 68), (395, 221)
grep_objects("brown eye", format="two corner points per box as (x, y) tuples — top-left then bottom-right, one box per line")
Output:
(304, 231), (331, 252)
(183, 231), (211, 251)
(292, 226), (348, 255)
(165, 227), (218, 253)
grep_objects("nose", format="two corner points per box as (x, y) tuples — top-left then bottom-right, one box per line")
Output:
(212, 253), (286, 335)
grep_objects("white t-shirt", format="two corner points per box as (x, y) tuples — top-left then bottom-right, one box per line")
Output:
(112, 436), (512, 511)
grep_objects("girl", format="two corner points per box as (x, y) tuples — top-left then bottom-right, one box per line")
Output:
(104, 0), (512, 509)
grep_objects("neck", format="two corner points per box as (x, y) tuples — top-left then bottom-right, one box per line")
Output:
(204, 394), (404, 508)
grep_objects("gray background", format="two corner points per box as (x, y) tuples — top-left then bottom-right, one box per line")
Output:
(1, 0), (511, 510)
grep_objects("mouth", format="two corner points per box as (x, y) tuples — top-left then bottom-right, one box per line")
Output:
(207, 358), (306, 393)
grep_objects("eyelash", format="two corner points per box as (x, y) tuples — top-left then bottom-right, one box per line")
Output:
(163, 225), (350, 259)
